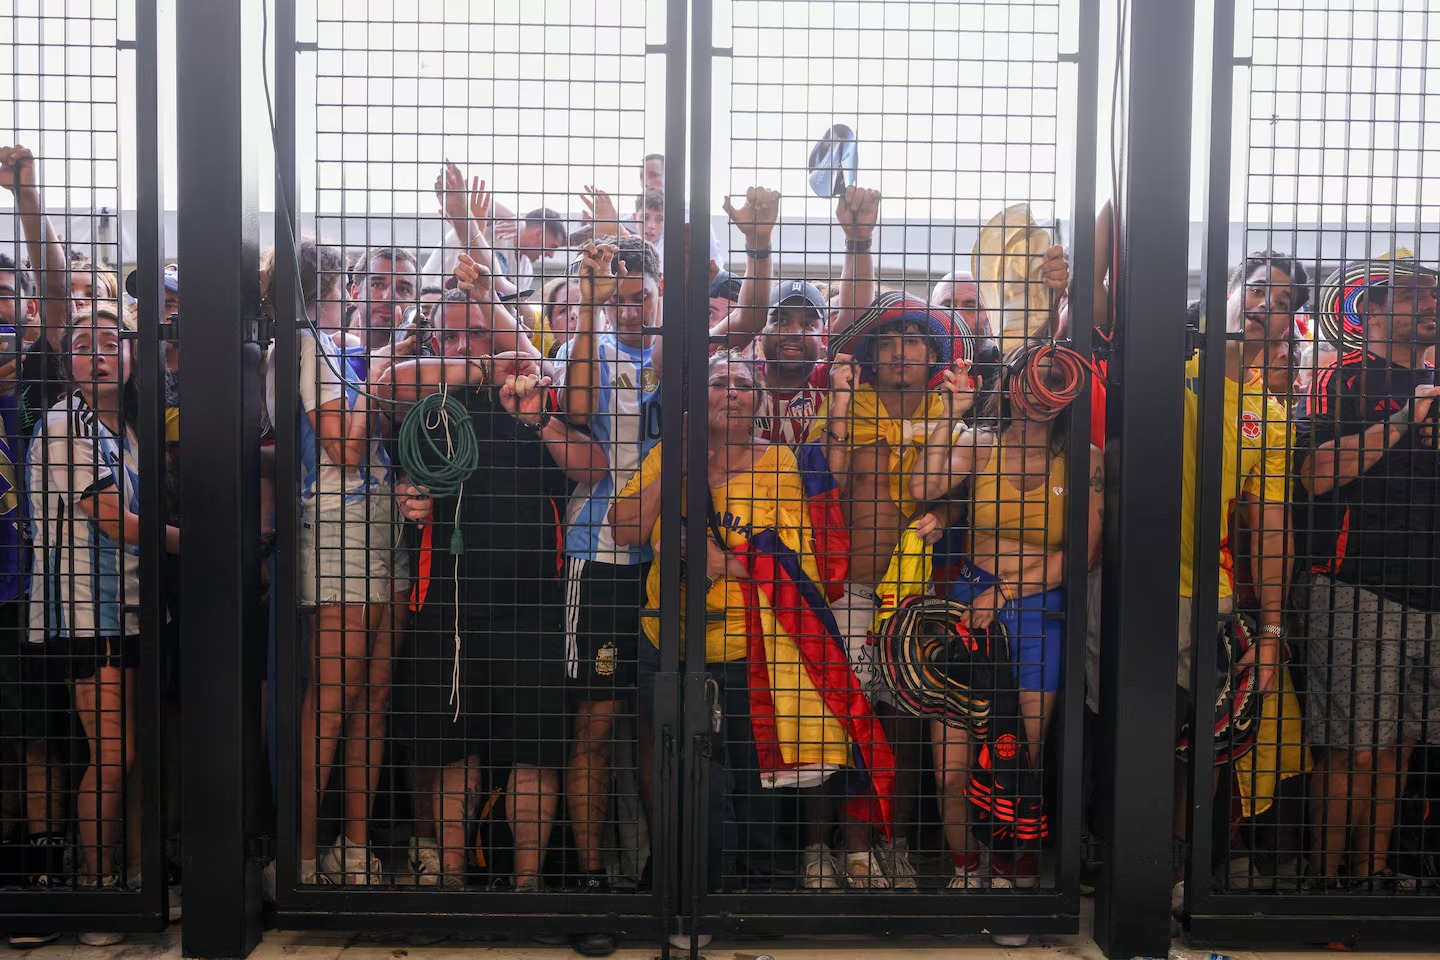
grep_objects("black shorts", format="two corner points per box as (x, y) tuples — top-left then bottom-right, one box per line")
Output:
(563, 558), (645, 702)
(396, 614), (569, 771)
(60, 635), (141, 679)
(0, 603), (71, 743)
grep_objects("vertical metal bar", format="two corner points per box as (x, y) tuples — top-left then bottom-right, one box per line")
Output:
(655, 0), (691, 948)
(1185, 0), (1238, 914)
(1093, 0), (1196, 955)
(682, 0), (716, 942)
(271, 0), (302, 908)
(176, 0), (263, 953)
(1056, 0), (1101, 904)
(132, 0), (169, 925)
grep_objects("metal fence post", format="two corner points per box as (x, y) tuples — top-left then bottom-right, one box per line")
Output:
(176, 0), (264, 954)
(1093, 0), (1197, 956)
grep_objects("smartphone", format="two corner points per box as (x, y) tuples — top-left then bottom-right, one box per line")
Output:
(0, 331), (16, 359)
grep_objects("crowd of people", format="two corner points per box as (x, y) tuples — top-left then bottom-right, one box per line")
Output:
(1, 140), (1438, 956)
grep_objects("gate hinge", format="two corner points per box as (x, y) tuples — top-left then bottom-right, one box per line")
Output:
(1171, 836), (1190, 872)
(247, 833), (273, 863)
(1081, 832), (1103, 864)
(246, 313), (275, 347)
(1184, 321), (1201, 360)
(159, 315), (181, 344)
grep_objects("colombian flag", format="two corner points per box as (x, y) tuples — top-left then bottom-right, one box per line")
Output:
(736, 530), (893, 833)
(796, 440), (850, 603)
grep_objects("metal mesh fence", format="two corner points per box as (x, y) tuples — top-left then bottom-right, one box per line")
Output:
(270, 0), (661, 903)
(0, 0), (172, 942)
(11, 0), (1440, 952)
(1178, 0), (1440, 934)
(706, 0), (1087, 899)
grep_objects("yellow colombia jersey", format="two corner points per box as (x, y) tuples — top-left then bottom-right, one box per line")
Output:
(870, 525), (933, 636)
(1179, 354), (1290, 598)
(621, 441), (816, 663)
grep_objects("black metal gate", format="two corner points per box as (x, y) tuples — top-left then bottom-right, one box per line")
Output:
(0, 0), (172, 940)
(253, 0), (1105, 951)
(13, 0), (1440, 957)
(1179, 0), (1440, 948)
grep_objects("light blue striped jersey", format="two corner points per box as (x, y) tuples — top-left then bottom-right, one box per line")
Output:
(551, 333), (661, 564)
(27, 392), (142, 640)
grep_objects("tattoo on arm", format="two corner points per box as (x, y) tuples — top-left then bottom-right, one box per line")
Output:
(1089, 465), (1103, 492)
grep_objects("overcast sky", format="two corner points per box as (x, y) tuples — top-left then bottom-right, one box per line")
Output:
(3, 0), (1438, 252)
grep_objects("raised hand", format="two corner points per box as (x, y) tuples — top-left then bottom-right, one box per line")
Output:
(828, 352), (860, 419)
(939, 358), (979, 421)
(722, 186), (780, 248)
(577, 241), (625, 307)
(0, 145), (36, 197)
(1040, 243), (1069, 292)
(501, 372), (553, 425)
(469, 177), (493, 227)
(580, 185), (622, 238)
(454, 253), (493, 300)
(435, 161), (470, 224)
(836, 186), (880, 241)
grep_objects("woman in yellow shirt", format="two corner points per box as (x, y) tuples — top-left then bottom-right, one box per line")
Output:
(912, 341), (1102, 890)
(613, 349), (861, 889)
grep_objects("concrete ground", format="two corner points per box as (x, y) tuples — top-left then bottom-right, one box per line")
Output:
(10, 909), (1426, 960)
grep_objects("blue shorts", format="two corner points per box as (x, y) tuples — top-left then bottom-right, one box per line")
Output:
(948, 562), (1065, 693)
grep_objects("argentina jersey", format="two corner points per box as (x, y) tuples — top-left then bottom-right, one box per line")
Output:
(553, 333), (661, 564)
(27, 392), (143, 641)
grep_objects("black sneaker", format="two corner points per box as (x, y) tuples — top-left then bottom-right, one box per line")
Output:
(576, 869), (609, 893)
(569, 931), (618, 957)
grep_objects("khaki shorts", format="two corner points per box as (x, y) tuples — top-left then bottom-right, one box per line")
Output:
(1176, 593), (1234, 692)
(300, 494), (410, 606)
(829, 582), (893, 708)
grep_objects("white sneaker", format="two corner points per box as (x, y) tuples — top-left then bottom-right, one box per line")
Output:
(845, 850), (892, 889)
(406, 837), (441, 887)
(262, 860), (276, 902)
(668, 933), (713, 949)
(802, 843), (843, 890)
(881, 837), (919, 890)
(79, 932), (126, 946)
(318, 840), (384, 885)
(991, 933), (1031, 947)
(1171, 879), (1185, 914)
(948, 863), (985, 889)
(299, 858), (319, 885)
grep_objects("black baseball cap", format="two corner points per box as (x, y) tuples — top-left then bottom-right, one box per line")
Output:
(769, 279), (827, 319)
(709, 270), (743, 302)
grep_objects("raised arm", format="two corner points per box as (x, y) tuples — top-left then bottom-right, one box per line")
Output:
(580, 185), (623, 241)
(833, 186), (879, 337)
(909, 359), (983, 502)
(0, 145), (68, 347)
(1298, 384), (1437, 495)
(820, 354), (860, 486)
(540, 418), (608, 485)
(709, 186), (779, 350)
(564, 242), (622, 426)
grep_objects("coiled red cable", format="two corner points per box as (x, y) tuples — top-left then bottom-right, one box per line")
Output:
(1006, 342), (1099, 422)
